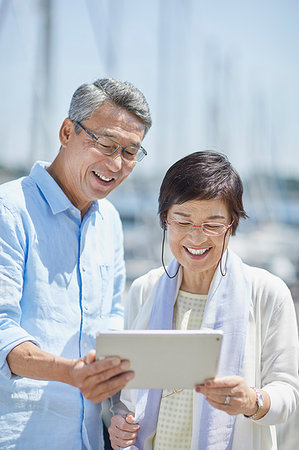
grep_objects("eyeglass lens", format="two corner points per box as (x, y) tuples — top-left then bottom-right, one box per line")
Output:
(94, 137), (143, 162)
(168, 219), (228, 235)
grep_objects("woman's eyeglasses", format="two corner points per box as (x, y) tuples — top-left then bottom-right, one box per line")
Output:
(165, 217), (234, 236)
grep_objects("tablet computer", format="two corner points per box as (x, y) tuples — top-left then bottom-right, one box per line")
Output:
(96, 330), (223, 389)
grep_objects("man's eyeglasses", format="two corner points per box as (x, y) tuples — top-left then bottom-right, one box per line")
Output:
(165, 217), (234, 236)
(75, 121), (147, 162)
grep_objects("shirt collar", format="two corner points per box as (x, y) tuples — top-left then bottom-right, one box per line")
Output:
(29, 161), (100, 216)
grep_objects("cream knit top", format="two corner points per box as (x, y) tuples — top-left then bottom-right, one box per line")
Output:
(153, 290), (207, 449)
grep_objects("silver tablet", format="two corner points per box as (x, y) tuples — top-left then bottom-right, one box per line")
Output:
(96, 330), (223, 389)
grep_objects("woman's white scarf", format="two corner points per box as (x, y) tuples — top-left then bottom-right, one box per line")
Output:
(128, 248), (251, 450)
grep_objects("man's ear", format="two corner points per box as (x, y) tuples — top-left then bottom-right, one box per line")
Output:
(59, 118), (75, 147)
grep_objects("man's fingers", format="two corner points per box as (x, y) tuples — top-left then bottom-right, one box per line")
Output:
(82, 361), (132, 388)
(71, 355), (134, 403)
(85, 349), (96, 364)
(74, 358), (130, 383)
(87, 357), (122, 373)
(81, 371), (135, 403)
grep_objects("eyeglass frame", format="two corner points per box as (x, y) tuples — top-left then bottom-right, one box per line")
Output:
(165, 217), (234, 236)
(75, 121), (147, 162)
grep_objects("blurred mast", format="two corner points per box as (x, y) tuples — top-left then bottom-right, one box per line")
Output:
(173, 0), (191, 156)
(105, 0), (123, 75)
(85, 0), (123, 76)
(156, 0), (171, 172)
(0, 0), (9, 36)
(29, 0), (52, 165)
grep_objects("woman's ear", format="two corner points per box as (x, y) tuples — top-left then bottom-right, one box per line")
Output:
(163, 215), (168, 230)
(59, 118), (74, 147)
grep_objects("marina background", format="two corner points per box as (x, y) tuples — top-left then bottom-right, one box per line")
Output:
(0, 1), (298, 448)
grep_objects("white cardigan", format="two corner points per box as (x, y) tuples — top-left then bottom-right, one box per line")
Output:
(118, 261), (299, 450)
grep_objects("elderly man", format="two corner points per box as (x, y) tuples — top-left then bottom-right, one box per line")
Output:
(0, 78), (152, 449)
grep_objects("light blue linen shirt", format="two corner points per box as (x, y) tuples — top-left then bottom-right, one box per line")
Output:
(0, 162), (125, 449)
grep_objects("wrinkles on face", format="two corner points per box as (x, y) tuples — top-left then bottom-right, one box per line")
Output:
(50, 103), (145, 216)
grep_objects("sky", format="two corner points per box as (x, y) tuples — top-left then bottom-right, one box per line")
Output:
(0, 0), (298, 180)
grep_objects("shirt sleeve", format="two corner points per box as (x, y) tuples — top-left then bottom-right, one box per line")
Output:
(255, 278), (299, 426)
(107, 210), (125, 330)
(0, 203), (40, 379)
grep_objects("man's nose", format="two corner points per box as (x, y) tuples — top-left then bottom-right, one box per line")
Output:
(105, 151), (123, 172)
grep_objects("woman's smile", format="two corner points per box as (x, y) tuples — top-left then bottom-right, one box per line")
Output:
(183, 246), (211, 257)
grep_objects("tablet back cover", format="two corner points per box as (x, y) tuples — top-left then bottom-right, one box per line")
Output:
(96, 330), (223, 389)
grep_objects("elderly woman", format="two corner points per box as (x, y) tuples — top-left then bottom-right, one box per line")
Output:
(108, 151), (299, 450)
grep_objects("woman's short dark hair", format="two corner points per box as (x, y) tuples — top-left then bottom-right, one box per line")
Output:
(158, 151), (248, 235)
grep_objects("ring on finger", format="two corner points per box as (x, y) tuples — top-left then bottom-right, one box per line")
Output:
(224, 395), (231, 405)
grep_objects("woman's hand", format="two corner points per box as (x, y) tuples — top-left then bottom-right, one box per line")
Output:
(195, 375), (269, 418)
(108, 413), (140, 450)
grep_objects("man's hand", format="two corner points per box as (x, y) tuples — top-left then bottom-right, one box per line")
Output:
(7, 342), (134, 404)
(108, 413), (139, 450)
(70, 350), (134, 403)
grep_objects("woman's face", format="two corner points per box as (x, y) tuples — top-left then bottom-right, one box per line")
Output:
(166, 198), (232, 281)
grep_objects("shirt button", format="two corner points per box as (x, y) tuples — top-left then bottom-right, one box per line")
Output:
(84, 304), (89, 311)
(83, 342), (87, 348)
(82, 266), (86, 272)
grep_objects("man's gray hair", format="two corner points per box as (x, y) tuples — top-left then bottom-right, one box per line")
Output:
(68, 78), (152, 135)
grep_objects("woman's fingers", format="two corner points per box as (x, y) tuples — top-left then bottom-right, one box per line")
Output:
(109, 414), (139, 449)
(195, 375), (255, 415)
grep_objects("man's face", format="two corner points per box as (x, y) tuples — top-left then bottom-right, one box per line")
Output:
(58, 102), (145, 213)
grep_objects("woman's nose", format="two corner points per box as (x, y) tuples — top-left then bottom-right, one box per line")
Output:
(188, 226), (208, 241)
